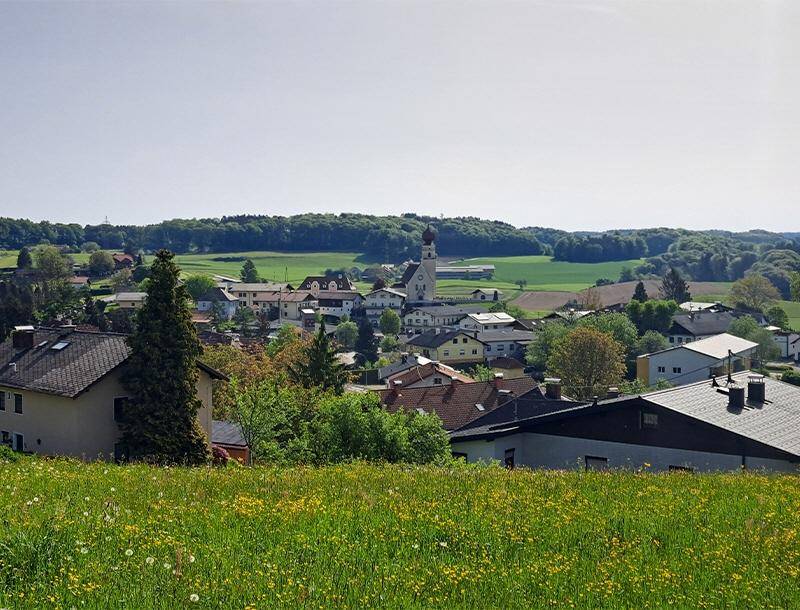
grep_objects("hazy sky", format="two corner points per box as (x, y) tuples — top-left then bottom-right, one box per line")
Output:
(0, 1), (797, 231)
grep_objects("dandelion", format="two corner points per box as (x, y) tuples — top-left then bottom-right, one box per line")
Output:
(83, 511), (89, 517)
(80, 547), (89, 554)
(189, 555), (196, 563)
(125, 549), (134, 557)
(163, 563), (171, 570)
(145, 557), (155, 565)
(33, 497), (39, 502)
(438, 541), (448, 548)
(189, 594), (200, 603)
(412, 544), (420, 550)
(110, 487), (116, 492)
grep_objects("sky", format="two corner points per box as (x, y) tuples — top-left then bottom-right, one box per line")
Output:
(0, 1), (797, 231)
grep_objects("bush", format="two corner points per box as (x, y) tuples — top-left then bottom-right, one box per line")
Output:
(211, 445), (230, 466)
(781, 370), (800, 387)
(0, 445), (20, 462)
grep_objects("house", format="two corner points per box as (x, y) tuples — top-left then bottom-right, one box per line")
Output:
(229, 283), (293, 309)
(543, 309), (595, 322)
(275, 292), (318, 321)
(435, 265), (495, 280)
(376, 353), (433, 382)
(386, 362), (474, 389)
(377, 376), (539, 431)
(666, 311), (736, 345)
(364, 288), (406, 324)
(297, 274), (355, 296)
(450, 373), (800, 473)
(211, 420), (249, 464)
(112, 253), (135, 270)
(488, 356), (527, 380)
(405, 329), (485, 365)
(0, 326), (225, 459)
(771, 329), (800, 360)
(459, 312), (516, 332)
(476, 329), (536, 360)
(104, 292), (147, 310)
(196, 287), (239, 320)
(636, 333), (758, 387)
(470, 288), (503, 301)
(69, 276), (91, 290)
(679, 301), (735, 313)
(403, 304), (482, 330)
(316, 290), (362, 319)
(393, 226), (437, 302)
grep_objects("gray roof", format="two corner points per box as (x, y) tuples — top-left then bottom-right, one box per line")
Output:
(212, 420), (247, 447)
(669, 311), (735, 337)
(0, 328), (130, 398)
(406, 329), (479, 349)
(0, 328), (227, 399)
(197, 287), (238, 302)
(476, 330), (536, 343)
(642, 372), (800, 457)
(377, 354), (432, 380)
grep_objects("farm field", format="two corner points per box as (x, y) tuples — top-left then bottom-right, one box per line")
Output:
(2, 459), (799, 609)
(512, 279), (734, 312)
(0, 250), (17, 267)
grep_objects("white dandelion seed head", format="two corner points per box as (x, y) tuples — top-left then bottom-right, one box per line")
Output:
(189, 594), (200, 603)
(125, 549), (134, 556)
(188, 555), (196, 563)
(163, 563), (171, 569)
(145, 557), (155, 565)
(438, 541), (448, 547)
(80, 547), (89, 554)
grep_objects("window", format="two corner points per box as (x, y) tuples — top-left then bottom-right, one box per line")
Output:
(668, 465), (694, 473)
(669, 336), (675, 343)
(504, 448), (515, 468)
(14, 394), (22, 414)
(585, 456), (609, 471)
(677, 337), (683, 344)
(497, 345), (504, 352)
(641, 412), (659, 428)
(657, 366), (666, 373)
(672, 367), (682, 374)
(442, 350), (449, 357)
(459, 349), (465, 356)
(433, 377), (442, 385)
(0, 393), (4, 411)
(113, 397), (129, 422)
(451, 451), (467, 460)
(462, 338), (468, 344)
(472, 349), (478, 355)
(486, 346), (492, 352)
(12, 433), (23, 452)
(452, 339), (458, 344)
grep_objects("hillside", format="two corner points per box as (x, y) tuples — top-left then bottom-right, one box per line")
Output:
(2, 459), (799, 608)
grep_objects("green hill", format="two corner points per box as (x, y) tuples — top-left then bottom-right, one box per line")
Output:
(2, 458), (798, 608)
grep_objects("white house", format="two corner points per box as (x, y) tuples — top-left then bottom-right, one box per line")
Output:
(637, 333), (758, 387)
(459, 312), (516, 332)
(316, 291), (362, 319)
(196, 287), (239, 320)
(476, 329), (536, 360)
(365, 288), (406, 325)
(772, 329), (800, 360)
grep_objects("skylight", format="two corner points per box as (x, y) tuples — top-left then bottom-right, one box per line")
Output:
(475, 403), (485, 411)
(50, 341), (70, 351)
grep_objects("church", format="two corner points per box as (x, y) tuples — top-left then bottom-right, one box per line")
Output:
(394, 225), (437, 303)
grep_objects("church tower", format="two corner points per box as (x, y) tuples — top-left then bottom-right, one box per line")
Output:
(420, 224), (437, 301)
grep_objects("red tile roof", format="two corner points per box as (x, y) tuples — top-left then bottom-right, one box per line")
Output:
(377, 377), (538, 431)
(387, 362), (475, 387)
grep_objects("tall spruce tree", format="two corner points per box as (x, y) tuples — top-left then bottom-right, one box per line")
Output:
(288, 320), (346, 394)
(120, 249), (209, 464)
(240, 259), (259, 282)
(16, 246), (32, 270)
(660, 267), (691, 303)
(355, 318), (379, 363)
(632, 281), (649, 302)
(0, 280), (34, 340)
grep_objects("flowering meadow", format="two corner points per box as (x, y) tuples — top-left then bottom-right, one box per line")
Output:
(1, 458), (799, 608)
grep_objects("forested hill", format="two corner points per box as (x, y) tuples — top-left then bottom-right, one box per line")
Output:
(0, 214), (544, 261)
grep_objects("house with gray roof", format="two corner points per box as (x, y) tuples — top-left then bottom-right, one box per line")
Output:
(0, 326), (225, 460)
(450, 373), (800, 472)
(666, 311), (736, 345)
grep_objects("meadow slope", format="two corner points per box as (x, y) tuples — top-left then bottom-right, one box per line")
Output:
(2, 459), (799, 609)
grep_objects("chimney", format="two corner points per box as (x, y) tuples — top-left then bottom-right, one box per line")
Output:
(9, 362), (17, 374)
(728, 384), (745, 409)
(747, 374), (765, 403)
(606, 387), (620, 399)
(401, 353), (408, 364)
(493, 372), (504, 388)
(545, 377), (562, 400)
(12, 327), (34, 350)
(498, 389), (513, 405)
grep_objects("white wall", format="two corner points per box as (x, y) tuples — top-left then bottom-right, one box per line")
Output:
(646, 348), (717, 386)
(451, 432), (798, 473)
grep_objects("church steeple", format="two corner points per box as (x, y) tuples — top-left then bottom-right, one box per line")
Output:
(420, 225), (437, 301)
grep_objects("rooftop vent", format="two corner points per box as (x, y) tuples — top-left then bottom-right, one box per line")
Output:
(728, 384), (745, 409)
(606, 387), (620, 399)
(9, 362), (17, 374)
(11, 327), (34, 350)
(747, 374), (765, 403)
(544, 377), (562, 400)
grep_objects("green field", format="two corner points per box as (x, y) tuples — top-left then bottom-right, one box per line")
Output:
(450, 255), (646, 292)
(2, 458), (799, 608)
(0, 250), (17, 267)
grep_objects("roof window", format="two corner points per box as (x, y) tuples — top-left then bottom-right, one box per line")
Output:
(51, 341), (70, 351)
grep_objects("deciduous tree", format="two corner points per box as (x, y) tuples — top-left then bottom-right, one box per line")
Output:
(730, 274), (781, 312)
(547, 327), (626, 400)
(184, 274), (216, 301)
(379, 309), (401, 336)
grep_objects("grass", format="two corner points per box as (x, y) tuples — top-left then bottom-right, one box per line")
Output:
(2, 458), (800, 608)
(0, 250), (17, 267)
(450, 255), (646, 292)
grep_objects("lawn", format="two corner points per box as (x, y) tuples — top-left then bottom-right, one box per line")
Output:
(2, 459), (799, 608)
(0, 250), (17, 267)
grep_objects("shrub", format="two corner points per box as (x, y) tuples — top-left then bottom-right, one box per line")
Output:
(0, 445), (19, 463)
(781, 370), (800, 387)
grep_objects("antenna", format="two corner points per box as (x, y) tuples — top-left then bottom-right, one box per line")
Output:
(727, 349), (733, 384)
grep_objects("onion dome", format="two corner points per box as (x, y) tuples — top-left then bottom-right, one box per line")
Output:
(422, 224), (436, 245)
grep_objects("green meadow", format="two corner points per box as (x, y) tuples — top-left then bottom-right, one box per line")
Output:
(2, 458), (799, 609)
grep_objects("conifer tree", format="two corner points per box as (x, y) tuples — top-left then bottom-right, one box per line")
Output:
(120, 249), (209, 464)
(288, 320), (346, 394)
(240, 259), (259, 282)
(0, 280), (34, 340)
(355, 318), (379, 363)
(16, 246), (32, 270)
(632, 281), (649, 303)
(660, 267), (691, 303)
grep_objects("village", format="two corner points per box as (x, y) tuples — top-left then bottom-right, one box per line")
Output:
(2, 225), (799, 473)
